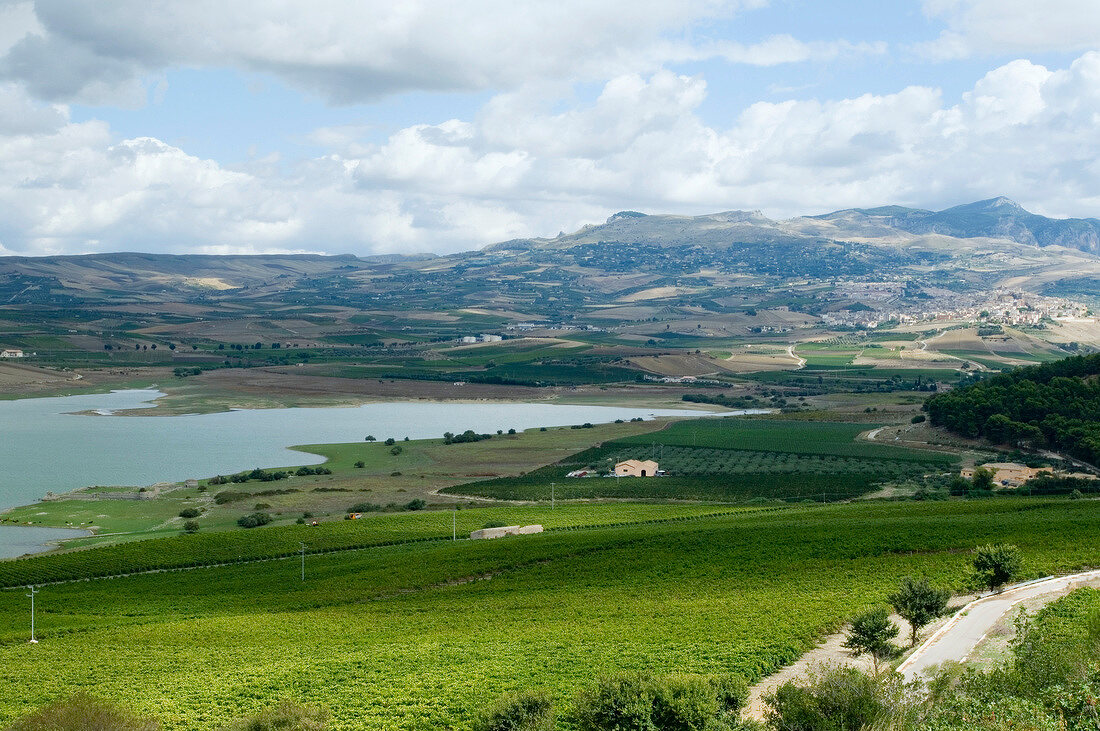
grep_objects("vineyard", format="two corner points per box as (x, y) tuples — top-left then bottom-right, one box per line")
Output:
(613, 418), (955, 463)
(446, 417), (956, 502)
(1, 499), (1098, 729)
(608, 445), (931, 477)
(0, 503), (747, 589)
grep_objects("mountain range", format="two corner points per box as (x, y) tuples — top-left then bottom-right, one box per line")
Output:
(490, 197), (1100, 254)
(2, 197), (1100, 308)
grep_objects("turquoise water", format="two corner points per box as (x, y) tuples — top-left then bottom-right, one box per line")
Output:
(0, 389), (712, 512)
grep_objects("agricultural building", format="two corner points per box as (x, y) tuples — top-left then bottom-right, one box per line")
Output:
(0, 349), (24, 358)
(614, 459), (659, 477)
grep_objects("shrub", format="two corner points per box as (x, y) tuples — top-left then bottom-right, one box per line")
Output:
(483, 521), (509, 529)
(476, 689), (554, 731)
(573, 672), (746, 731)
(182, 520), (200, 534)
(765, 665), (910, 731)
(254, 503), (272, 510)
(178, 508), (201, 519)
(216, 700), (327, 731)
(390, 446), (403, 455)
(6, 692), (160, 731)
(354, 461), (365, 468)
(708, 674), (749, 717)
(911, 415), (926, 424)
(237, 513), (272, 529)
(573, 673), (654, 731)
(347, 502), (382, 513)
(405, 499), (426, 511)
(651, 674), (718, 731)
(385, 437), (396, 446)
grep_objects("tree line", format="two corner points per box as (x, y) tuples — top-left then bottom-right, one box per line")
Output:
(924, 352), (1100, 463)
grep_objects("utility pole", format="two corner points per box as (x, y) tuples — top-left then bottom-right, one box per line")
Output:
(550, 482), (555, 509)
(453, 507), (457, 541)
(26, 585), (38, 644)
(299, 542), (306, 582)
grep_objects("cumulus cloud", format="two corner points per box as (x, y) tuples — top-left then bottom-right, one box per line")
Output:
(3, 54), (1100, 256)
(919, 0), (1100, 60)
(0, 0), (788, 104)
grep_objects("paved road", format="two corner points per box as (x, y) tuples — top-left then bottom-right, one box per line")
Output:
(898, 570), (1100, 681)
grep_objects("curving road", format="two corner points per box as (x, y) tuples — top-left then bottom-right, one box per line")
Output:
(898, 570), (1100, 681)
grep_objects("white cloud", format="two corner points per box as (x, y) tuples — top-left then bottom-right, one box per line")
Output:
(0, 0), (782, 105)
(920, 0), (1100, 60)
(3, 54), (1100, 256)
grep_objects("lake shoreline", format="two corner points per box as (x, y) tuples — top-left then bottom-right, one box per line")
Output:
(0, 526), (92, 560)
(0, 390), (724, 553)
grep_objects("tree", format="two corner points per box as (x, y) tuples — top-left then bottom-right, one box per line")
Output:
(971, 467), (996, 491)
(843, 607), (899, 672)
(972, 543), (1022, 593)
(182, 520), (200, 534)
(365, 435), (376, 442)
(888, 577), (951, 646)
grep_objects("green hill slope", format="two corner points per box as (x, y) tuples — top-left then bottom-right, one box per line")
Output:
(2, 500), (1098, 729)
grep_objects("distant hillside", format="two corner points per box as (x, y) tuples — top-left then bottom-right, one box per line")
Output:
(490, 196), (1100, 256)
(0, 253), (369, 303)
(815, 197), (1100, 253)
(2, 196), (1100, 312)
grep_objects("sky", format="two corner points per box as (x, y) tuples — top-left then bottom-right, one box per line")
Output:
(0, 0), (1098, 257)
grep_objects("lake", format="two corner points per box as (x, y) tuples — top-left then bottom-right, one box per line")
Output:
(0, 526), (90, 559)
(0, 389), (722, 513)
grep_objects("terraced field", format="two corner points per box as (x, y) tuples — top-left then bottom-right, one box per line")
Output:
(1, 499), (1098, 729)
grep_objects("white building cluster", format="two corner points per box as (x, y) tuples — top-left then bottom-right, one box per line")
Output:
(821, 285), (1089, 330)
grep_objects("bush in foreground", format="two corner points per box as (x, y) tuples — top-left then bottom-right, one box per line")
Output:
(573, 671), (747, 731)
(765, 665), (913, 731)
(216, 700), (327, 731)
(475, 689), (554, 731)
(6, 692), (160, 731)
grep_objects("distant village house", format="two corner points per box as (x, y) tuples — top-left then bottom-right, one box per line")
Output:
(0, 349), (25, 358)
(615, 459), (659, 477)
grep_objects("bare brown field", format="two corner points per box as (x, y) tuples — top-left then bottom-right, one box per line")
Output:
(0, 364), (169, 397)
(627, 354), (723, 376)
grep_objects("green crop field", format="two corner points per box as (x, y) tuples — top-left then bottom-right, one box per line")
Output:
(0, 504), (749, 588)
(615, 418), (955, 463)
(1, 499), (1098, 729)
(606, 445), (933, 477)
(444, 417), (955, 502)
